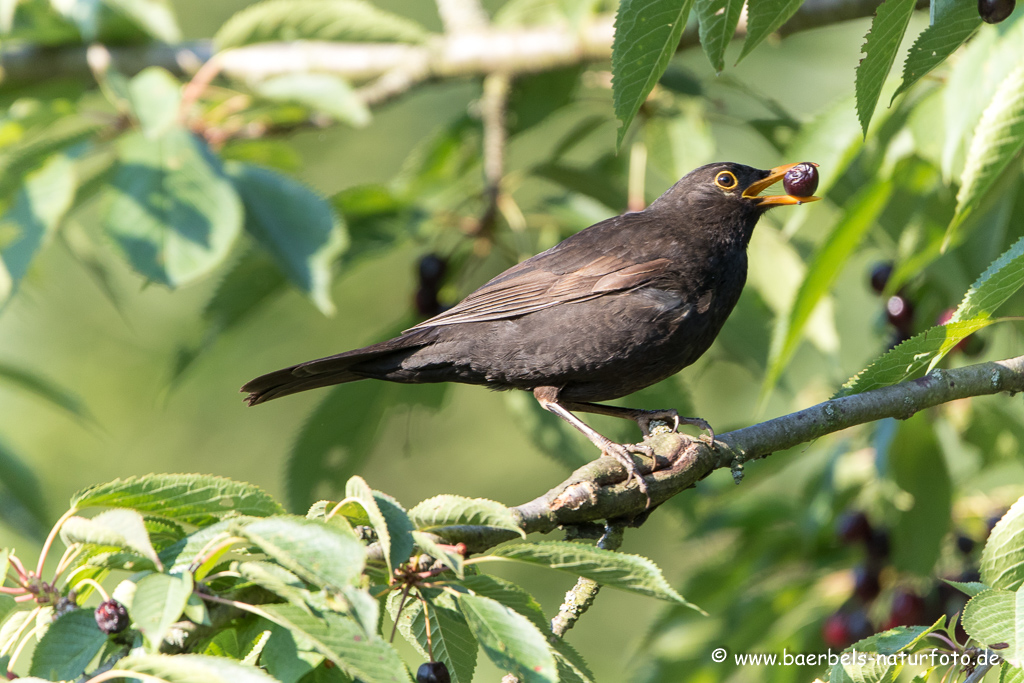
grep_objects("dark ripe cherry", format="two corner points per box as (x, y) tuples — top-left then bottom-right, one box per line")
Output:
(418, 254), (447, 289)
(837, 511), (872, 545)
(866, 529), (891, 561)
(956, 534), (976, 555)
(846, 609), (874, 641)
(886, 294), (914, 332)
(94, 599), (130, 634)
(53, 592), (78, 619)
(869, 262), (893, 294)
(783, 162), (819, 197)
(889, 591), (925, 627)
(822, 613), (849, 648)
(853, 566), (881, 602)
(417, 661), (451, 683)
(979, 0), (1015, 23)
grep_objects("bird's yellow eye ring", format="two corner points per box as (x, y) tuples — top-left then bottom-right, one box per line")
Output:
(715, 171), (738, 190)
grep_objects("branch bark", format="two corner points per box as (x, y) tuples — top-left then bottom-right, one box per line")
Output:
(1, 0), (904, 92)
(395, 354), (1024, 558)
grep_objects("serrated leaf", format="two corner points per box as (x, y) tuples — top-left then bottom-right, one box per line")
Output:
(962, 587), (1024, 665)
(214, 0), (430, 49)
(61, 508), (161, 569)
(132, 572), (193, 651)
(945, 579), (989, 597)
(128, 67), (182, 138)
(459, 574), (548, 631)
(0, 116), (98, 201)
(951, 234), (1024, 324)
(855, 0), (916, 134)
(553, 639), (596, 683)
(412, 531), (465, 577)
(255, 74), (370, 128)
(830, 649), (900, 683)
(1002, 662), (1024, 683)
(73, 474), (283, 524)
(738, 0), (803, 62)
(837, 318), (996, 397)
(387, 590), (477, 683)
(104, 128), (243, 287)
(695, 0), (744, 72)
(847, 618), (945, 656)
(409, 495), (524, 537)
(948, 63), (1024, 244)
(236, 516), (365, 589)
(983, 496), (1024, 590)
(344, 476), (413, 574)
(28, 610), (106, 681)
(893, 0), (980, 101)
(481, 540), (697, 607)
(117, 653), (280, 683)
(225, 162), (347, 314)
(261, 603), (413, 683)
(457, 593), (557, 683)
(611, 0), (695, 148)
(0, 153), (76, 306)
(762, 180), (892, 401)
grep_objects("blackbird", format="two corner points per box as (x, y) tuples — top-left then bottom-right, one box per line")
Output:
(243, 162), (819, 500)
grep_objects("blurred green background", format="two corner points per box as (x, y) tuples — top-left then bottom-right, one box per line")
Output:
(3, 0), (1024, 680)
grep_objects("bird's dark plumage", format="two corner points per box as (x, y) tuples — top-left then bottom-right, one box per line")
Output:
(242, 161), (818, 499)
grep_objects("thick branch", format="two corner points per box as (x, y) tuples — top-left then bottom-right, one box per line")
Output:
(413, 355), (1024, 557)
(2, 0), (898, 89)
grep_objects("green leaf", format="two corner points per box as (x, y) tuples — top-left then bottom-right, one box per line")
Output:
(837, 318), (996, 396)
(830, 648), (900, 683)
(128, 67), (182, 138)
(893, 0), (980, 101)
(611, 0), (695, 148)
(0, 361), (91, 422)
(215, 0), (430, 49)
(962, 587), (1024, 664)
(951, 234), (1024, 324)
(61, 508), (161, 569)
(409, 495), (524, 537)
(344, 476), (413, 575)
(411, 531), (465, 577)
(457, 593), (557, 683)
(0, 116), (98, 201)
(132, 572), (193, 651)
(0, 153), (76, 305)
(116, 653), (280, 683)
(458, 574), (548, 631)
(945, 579), (989, 597)
(552, 640), (596, 683)
(1002, 663), (1024, 683)
(236, 516), (365, 589)
(103, 0), (181, 42)
(104, 128), (243, 287)
(695, 0), (744, 72)
(854, 0), (916, 134)
(889, 414), (950, 575)
(481, 540), (697, 606)
(839, 616), (945, 655)
(983, 496), (1024, 590)
(762, 180), (892, 400)
(0, 440), (48, 539)
(73, 474), (284, 524)
(261, 603), (413, 683)
(254, 74), (370, 128)
(387, 590), (477, 683)
(27, 609), (106, 681)
(738, 0), (803, 62)
(948, 63), (1024, 244)
(225, 162), (348, 314)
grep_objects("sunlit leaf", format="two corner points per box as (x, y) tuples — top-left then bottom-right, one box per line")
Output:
(104, 0), (181, 42)
(236, 516), (365, 589)
(409, 495), (524, 537)
(983, 496), (1024, 590)
(893, 0), (980, 101)
(962, 588), (1024, 665)
(254, 74), (371, 128)
(344, 476), (414, 574)
(738, 0), (803, 62)
(131, 572), (193, 650)
(695, 0), (744, 72)
(116, 653), (280, 683)
(387, 590), (477, 683)
(457, 593), (557, 683)
(855, 0), (916, 134)
(128, 67), (182, 138)
(612, 0), (695, 148)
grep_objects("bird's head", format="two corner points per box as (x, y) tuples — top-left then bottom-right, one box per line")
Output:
(650, 162), (821, 228)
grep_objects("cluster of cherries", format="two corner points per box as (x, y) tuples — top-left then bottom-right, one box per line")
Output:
(822, 511), (981, 649)
(868, 262), (983, 356)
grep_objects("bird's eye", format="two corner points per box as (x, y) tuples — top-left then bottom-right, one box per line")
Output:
(715, 171), (738, 190)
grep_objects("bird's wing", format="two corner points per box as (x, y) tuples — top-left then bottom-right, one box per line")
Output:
(406, 254), (672, 330)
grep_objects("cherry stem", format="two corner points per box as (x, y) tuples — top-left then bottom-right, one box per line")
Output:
(7, 554), (29, 585)
(73, 577), (109, 602)
(36, 508), (78, 578)
(389, 584), (413, 644)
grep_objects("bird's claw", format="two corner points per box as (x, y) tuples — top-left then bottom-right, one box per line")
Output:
(602, 442), (653, 509)
(636, 410), (681, 437)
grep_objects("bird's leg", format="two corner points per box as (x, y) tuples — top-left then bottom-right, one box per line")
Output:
(562, 401), (716, 443)
(533, 387), (652, 505)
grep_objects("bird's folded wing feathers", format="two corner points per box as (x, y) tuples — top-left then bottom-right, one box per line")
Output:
(405, 256), (672, 330)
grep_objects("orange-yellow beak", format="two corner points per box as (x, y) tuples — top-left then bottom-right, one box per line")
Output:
(742, 162), (821, 206)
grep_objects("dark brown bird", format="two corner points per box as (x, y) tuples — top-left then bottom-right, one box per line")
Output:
(243, 162), (819, 499)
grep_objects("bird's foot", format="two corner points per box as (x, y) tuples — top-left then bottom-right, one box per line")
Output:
(602, 442), (653, 508)
(679, 416), (715, 446)
(634, 410), (680, 437)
